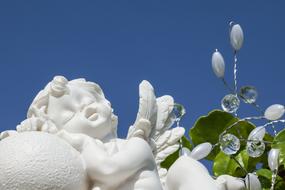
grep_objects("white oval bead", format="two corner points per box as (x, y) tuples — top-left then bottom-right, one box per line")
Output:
(230, 24), (244, 51)
(264, 104), (285, 120)
(190, 142), (212, 160)
(248, 126), (266, 140)
(179, 147), (191, 157)
(268, 148), (280, 171)
(245, 173), (262, 190)
(211, 50), (225, 78)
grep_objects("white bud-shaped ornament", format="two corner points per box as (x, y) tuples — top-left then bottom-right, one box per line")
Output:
(179, 147), (191, 157)
(268, 148), (280, 171)
(230, 24), (244, 51)
(248, 126), (266, 140)
(245, 173), (262, 190)
(190, 142), (212, 160)
(212, 50), (225, 78)
(264, 104), (285, 120)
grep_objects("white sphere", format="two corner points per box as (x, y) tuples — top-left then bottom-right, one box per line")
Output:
(0, 132), (88, 190)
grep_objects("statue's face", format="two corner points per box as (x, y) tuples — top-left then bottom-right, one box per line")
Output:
(46, 83), (116, 140)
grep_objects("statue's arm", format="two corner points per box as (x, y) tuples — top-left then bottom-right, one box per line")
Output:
(82, 137), (154, 185)
(0, 130), (18, 140)
(57, 130), (153, 185)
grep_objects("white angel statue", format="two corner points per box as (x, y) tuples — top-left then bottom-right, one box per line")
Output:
(0, 76), (246, 190)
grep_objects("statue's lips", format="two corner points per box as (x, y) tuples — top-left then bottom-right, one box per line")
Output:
(88, 113), (99, 121)
(84, 107), (99, 121)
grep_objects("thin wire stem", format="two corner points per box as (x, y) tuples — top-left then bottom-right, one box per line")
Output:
(223, 116), (264, 134)
(270, 123), (278, 137)
(270, 169), (278, 190)
(262, 119), (285, 128)
(222, 78), (234, 93)
(233, 51), (238, 94)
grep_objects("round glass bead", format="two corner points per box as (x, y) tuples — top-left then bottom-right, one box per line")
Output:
(221, 94), (240, 113)
(173, 103), (186, 121)
(246, 139), (265, 158)
(240, 86), (258, 104)
(219, 133), (240, 155)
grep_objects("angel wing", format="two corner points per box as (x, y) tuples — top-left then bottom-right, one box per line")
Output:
(127, 80), (185, 187)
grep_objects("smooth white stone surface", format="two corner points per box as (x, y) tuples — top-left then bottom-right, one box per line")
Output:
(264, 104), (285, 120)
(230, 24), (244, 51)
(166, 156), (218, 190)
(212, 50), (225, 78)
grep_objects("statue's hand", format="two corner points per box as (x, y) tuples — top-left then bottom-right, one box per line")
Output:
(0, 130), (18, 140)
(56, 129), (99, 153)
(128, 118), (152, 140)
(17, 117), (58, 134)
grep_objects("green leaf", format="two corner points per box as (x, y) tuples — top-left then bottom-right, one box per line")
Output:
(190, 110), (255, 160)
(160, 136), (192, 169)
(213, 150), (249, 177)
(256, 169), (285, 190)
(273, 129), (285, 166)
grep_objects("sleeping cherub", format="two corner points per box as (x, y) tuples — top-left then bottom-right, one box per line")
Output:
(0, 76), (246, 190)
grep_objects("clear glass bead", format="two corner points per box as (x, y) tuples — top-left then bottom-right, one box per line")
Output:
(240, 86), (258, 104)
(221, 94), (240, 113)
(173, 103), (186, 121)
(219, 133), (240, 155)
(246, 139), (265, 158)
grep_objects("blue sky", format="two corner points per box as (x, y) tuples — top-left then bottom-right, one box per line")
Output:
(0, 1), (284, 148)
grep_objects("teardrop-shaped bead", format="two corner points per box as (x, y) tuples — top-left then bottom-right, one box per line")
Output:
(245, 173), (262, 190)
(173, 103), (186, 121)
(190, 142), (212, 160)
(264, 104), (285, 120)
(179, 147), (191, 157)
(230, 24), (244, 51)
(211, 50), (225, 78)
(240, 86), (258, 104)
(268, 148), (280, 171)
(248, 127), (266, 140)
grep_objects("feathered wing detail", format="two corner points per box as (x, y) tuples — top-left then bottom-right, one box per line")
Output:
(154, 96), (185, 187)
(127, 80), (185, 189)
(155, 127), (185, 163)
(127, 80), (157, 140)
